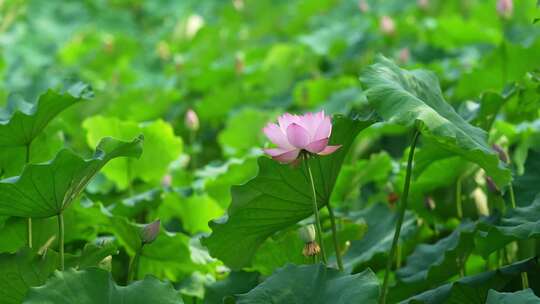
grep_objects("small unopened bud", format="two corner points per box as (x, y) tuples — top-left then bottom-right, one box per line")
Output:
(424, 196), (436, 211)
(161, 174), (172, 188)
(302, 241), (321, 257)
(235, 52), (245, 75)
(380, 16), (396, 36)
(417, 0), (429, 10)
(398, 48), (410, 64)
(141, 219), (160, 245)
(298, 224), (316, 243)
(496, 0), (513, 19)
(185, 108), (200, 131)
(358, 0), (369, 13)
(485, 176), (500, 194)
(492, 144), (509, 164)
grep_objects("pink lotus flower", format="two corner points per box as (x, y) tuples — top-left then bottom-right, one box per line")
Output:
(263, 111), (341, 164)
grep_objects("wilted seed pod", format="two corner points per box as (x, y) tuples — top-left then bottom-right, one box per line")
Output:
(299, 224), (316, 243)
(141, 219), (160, 245)
(424, 196), (436, 211)
(387, 192), (399, 207)
(299, 225), (320, 257)
(492, 144), (509, 164)
(185, 108), (200, 131)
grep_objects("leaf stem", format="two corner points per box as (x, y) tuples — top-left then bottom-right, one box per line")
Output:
(304, 155), (327, 264)
(456, 176), (463, 219)
(25, 143), (32, 249)
(380, 130), (420, 304)
(508, 183), (516, 209)
(326, 203), (343, 271)
(128, 246), (142, 282)
(58, 212), (64, 270)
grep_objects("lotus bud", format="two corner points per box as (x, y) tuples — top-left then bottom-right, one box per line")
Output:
(492, 144), (509, 164)
(398, 47), (410, 64)
(424, 196), (436, 211)
(380, 16), (396, 36)
(485, 176), (500, 194)
(358, 0), (369, 13)
(161, 174), (172, 188)
(235, 52), (245, 75)
(496, 0), (513, 19)
(98, 255), (112, 272)
(185, 108), (200, 131)
(186, 14), (204, 38)
(140, 219), (160, 245)
(417, 0), (429, 10)
(298, 224), (316, 243)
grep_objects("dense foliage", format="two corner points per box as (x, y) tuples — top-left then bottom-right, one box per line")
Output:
(0, 0), (539, 303)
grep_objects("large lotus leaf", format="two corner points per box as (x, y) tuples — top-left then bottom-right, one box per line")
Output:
(83, 116), (182, 189)
(361, 56), (510, 187)
(486, 289), (540, 304)
(401, 258), (539, 304)
(513, 149), (540, 207)
(202, 116), (374, 269)
(23, 267), (183, 304)
(0, 82), (91, 147)
(343, 203), (417, 272)
(0, 249), (57, 304)
(236, 264), (380, 304)
(475, 196), (540, 257)
(0, 136), (142, 218)
(204, 271), (260, 304)
(155, 192), (223, 234)
(391, 222), (476, 301)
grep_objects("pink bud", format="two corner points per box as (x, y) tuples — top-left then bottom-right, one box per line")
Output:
(262, 111), (341, 164)
(417, 0), (429, 10)
(497, 0), (513, 19)
(185, 108), (199, 131)
(398, 47), (410, 63)
(358, 0), (369, 13)
(161, 174), (172, 187)
(485, 176), (500, 194)
(380, 16), (396, 36)
(492, 144), (509, 164)
(141, 219), (160, 244)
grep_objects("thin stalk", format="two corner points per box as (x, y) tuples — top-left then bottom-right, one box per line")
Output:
(521, 272), (530, 289)
(456, 176), (463, 219)
(25, 143), (32, 249)
(327, 204), (343, 271)
(380, 130), (420, 304)
(127, 247), (142, 282)
(304, 155), (327, 264)
(396, 244), (402, 269)
(508, 183), (516, 209)
(58, 212), (64, 270)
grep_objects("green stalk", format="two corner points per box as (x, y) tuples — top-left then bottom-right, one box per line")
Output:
(304, 155), (327, 264)
(456, 176), (463, 219)
(508, 183), (516, 209)
(327, 203), (343, 271)
(380, 130), (420, 304)
(128, 247), (142, 282)
(25, 143), (32, 249)
(58, 212), (64, 270)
